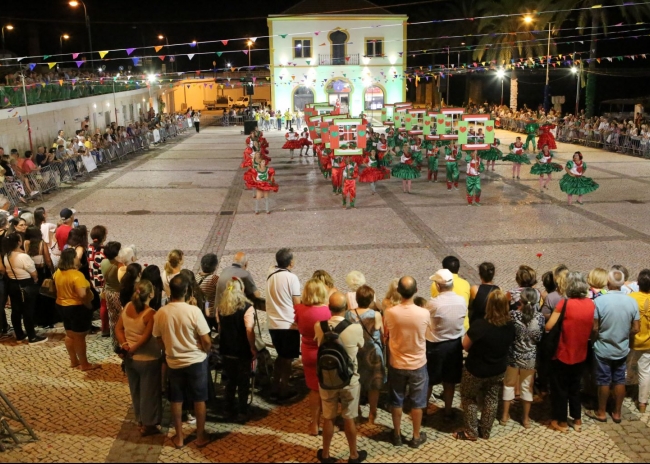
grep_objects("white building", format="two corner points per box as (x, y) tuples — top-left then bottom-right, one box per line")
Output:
(268, 0), (407, 119)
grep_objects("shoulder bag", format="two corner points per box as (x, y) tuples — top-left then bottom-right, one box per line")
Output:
(544, 299), (568, 359)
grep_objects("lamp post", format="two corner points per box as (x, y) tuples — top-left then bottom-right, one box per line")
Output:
(18, 66), (34, 152)
(446, 46), (450, 105)
(112, 73), (119, 124)
(497, 69), (505, 106)
(247, 40), (253, 68)
(69, 1), (94, 68)
(60, 34), (70, 56)
(158, 34), (173, 73)
(1, 25), (14, 51)
(148, 74), (156, 114)
(571, 66), (580, 116)
(524, 16), (552, 112)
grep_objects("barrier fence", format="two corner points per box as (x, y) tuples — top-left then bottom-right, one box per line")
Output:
(2, 117), (192, 209)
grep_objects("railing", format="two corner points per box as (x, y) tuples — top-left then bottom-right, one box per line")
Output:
(0, 82), (144, 108)
(318, 54), (360, 66)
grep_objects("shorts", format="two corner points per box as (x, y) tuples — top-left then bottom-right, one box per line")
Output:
(426, 338), (463, 386)
(595, 354), (627, 386)
(269, 329), (300, 359)
(168, 358), (209, 403)
(388, 364), (428, 409)
(57, 304), (93, 333)
(503, 366), (536, 402)
(319, 382), (360, 420)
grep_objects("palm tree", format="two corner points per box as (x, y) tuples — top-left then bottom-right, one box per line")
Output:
(473, 0), (556, 110)
(554, 0), (650, 117)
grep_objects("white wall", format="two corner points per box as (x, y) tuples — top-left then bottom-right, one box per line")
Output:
(268, 14), (407, 116)
(0, 87), (152, 151)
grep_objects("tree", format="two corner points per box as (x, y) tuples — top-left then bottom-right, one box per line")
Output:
(472, 0), (556, 110)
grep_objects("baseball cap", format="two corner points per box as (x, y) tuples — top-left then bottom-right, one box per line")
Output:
(430, 269), (454, 286)
(60, 208), (76, 220)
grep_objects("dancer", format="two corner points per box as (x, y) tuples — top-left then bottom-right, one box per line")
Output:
(244, 151), (263, 197)
(530, 144), (563, 192)
(465, 150), (484, 206)
(444, 142), (462, 191)
(252, 159), (278, 215)
(317, 146), (332, 180)
(359, 149), (386, 195)
(426, 141), (440, 182)
(559, 151), (599, 205)
(524, 119), (539, 152)
(298, 128), (312, 157)
(342, 157), (359, 209)
(480, 138), (503, 172)
(391, 147), (421, 194)
(503, 137), (530, 179)
(282, 128), (301, 159)
(537, 122), (557, 150)
(330, 152), (345, 195)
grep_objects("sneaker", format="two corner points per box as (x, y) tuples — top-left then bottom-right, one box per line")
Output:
(30, 190), (40, 196)
(409, 432), (427, 449)
(15, 334), (27, 343)
(184, 413), (197, 425)
(316, 449), (336, 464)
(348, 450), (368, 463)
(391, 432), (404, 447)
(28, 335), (47, 345)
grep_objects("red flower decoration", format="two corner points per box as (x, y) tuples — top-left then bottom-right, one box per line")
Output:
(536, 253), (543, 258)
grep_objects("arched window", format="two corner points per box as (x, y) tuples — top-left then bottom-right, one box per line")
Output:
(293, 86), (314, 111)
(328, 30), (348, 65)
(364, 86), (384, 110)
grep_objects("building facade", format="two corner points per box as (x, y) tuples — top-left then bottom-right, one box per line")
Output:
(268, 0), (407, 118)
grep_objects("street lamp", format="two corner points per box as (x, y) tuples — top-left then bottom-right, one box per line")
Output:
(247, 40), (253, 68)
(157, 34), (173, 73)
(523, 15), (552, 112)
(496, 69), (505, 106)
(60, 34), (70, 55)
(571, 66), (580, 116)
(69, 0), (94, 69)
(1, 25), (14, 51)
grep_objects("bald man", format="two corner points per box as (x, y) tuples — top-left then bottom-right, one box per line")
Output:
(214, 252), (261, 308)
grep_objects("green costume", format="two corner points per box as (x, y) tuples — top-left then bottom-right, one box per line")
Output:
(559, 161), (599, 196)
(503, 143), (530, 164)
(524, 122), (539, 151)
(444, 146), (461, 189)
(530, 151), (563, 175)
(465, 156), (485, 205)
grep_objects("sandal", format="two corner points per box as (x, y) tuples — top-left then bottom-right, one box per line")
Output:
(499, 416), (510, 426)
(453, 430), (477, 441)
(585, 410), (607, 423)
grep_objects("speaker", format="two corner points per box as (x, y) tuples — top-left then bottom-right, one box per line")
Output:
(244, 120), (258, 135)
(246, 83), (255, 96)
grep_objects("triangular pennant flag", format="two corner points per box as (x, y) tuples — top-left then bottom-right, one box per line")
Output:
(280, 34), (288, 38)
(266, 76), (270, 80)
(189, 42), (197, 48)
(155, 46), (163, 53)
(319, 42), (326, 46)
(221, 40), (228, 46)
(216, 52), (223, 57)
(186, 85), (191, 88)
(291, 75), (295, 80)
(230, 67), (235, 72)
(187, 54), (195, 60)
(43, 55), (51, 60)
(99, 51), (109, 59)
(48, 62), (57, 69)
(315, 31), (320, 35)
(345, 57), (350, 62)
(132, 57), (139, 66)
(76, 60), (84, 68)
(306, 60), (310, 65)
(126, 48), (135, 56)
(242, 50), (248, 55)
(28, 63), (37, 71)
(158, 56), (165, 61)
(72, 53), (80, 59)
(58, 79), (63, 86)
(250, 37), (257, 43)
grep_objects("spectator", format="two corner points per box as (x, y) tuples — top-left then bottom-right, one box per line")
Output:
(215, 252), (261, 308)
(587, 268), (608, 300)
(24, 226), (55, 328)
(55, 208), (76, 251)
(53, 248), (97, 368)
(266, 248), (301, 402)
(0, 215), (9, 334)
(293, 278), (331, 435)
(314, 292), (366, 464)
(507, 265), (540, 310)
(345, 284), (385, 425)
(141, 265), (163, 310)
(117, 245), (138, 281)
(153, 274), (213, 449)
(115, 279), (163, 437)
(67, 226), (92, 283)
(454, 290), (515, 441)
(384, 276), (432, 448)
(1, 232), (46, 344)
(88, 225), (108, 336)
(381, 278), (401, 311)
(426, 269), (467, 419)
(197, 253), (219, 332)
(430, 256), (470, 306)
(218, 276), (258, 422)
(469, 262), (499, 325)
(546, 271), (595, 433)
(611, 264), (638, 294)
(312, 269), (338, 299)
(161, 249), (183, 298)
(100, 241), (124, 350)
(500, 288), (545, 428)
(345, 270), (366, 310)
(587, 270), (640, 423)
(630, 269), (650, 413)
(119, 263), (143, 307)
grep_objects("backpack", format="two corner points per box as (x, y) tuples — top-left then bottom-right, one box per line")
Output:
(317, 320), (354, 390)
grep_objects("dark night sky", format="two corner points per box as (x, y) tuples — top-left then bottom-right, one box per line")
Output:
(2, 0), (650, 107)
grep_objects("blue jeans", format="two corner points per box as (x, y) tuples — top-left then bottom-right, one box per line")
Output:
(388, 364), (428, 409)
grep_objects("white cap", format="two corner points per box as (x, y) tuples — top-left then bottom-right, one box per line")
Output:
(430, 269), (454, 286)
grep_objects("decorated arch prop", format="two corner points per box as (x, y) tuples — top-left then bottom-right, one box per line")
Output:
(458, 114), (495, 150)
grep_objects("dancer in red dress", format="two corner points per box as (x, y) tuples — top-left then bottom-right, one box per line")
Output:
(342, 158), (359, 209)
(537, 123), (558, 150)
(359, 149), (386, 195)
(252, 159), (278, 215)
(330, 152), (345, 195)
(282, 128), (301, 159)
(298, 128), (313, 157)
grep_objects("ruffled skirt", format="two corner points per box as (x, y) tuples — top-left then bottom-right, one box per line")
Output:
(391, 163), (421, 179)
(282, 140), (302, 149)
(559, 174), (599, 195)
(502, 153), (530, 164)
(537, 133), (557, 150)
(530, 162), (563, 175)
(480, 147), (503, 161)
(359, 167), (386, 183)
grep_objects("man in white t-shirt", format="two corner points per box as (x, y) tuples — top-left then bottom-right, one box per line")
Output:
(153, 274), (213, 449)
(266, 247), (301, 402)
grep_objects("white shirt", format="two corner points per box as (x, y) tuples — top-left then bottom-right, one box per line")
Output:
(40, 222), (56, 245)
(266, 267), (301, 330)
(426, 291), (468, 343)
(152, 301), (211, 369)
(4, 253), (36, 280)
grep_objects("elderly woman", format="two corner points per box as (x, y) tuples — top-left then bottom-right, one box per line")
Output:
(546, 271), (595, 433)
(587, 268), (608, 300)
(345, 270), (366, 310)
(294, 278), (331, 435)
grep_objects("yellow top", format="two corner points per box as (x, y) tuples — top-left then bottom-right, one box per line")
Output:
(630, 291), (650, 351)
(431, 273), (471, 330)
(53, 269), (90, 307)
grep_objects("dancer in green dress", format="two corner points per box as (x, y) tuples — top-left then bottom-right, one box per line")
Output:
(480, 138), (503, 172)
(559, 151), (599, 205)
(530, 144), (563, 192)
(391, 147), (421, 193)
(502, 137), (530, 179)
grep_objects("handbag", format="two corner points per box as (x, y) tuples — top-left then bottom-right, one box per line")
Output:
(252, 304), (268, 352)
(40, 278), (57, 299)
(544, 299), (568, 359)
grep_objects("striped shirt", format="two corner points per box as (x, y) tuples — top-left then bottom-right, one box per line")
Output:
(426, 291), (468, 343)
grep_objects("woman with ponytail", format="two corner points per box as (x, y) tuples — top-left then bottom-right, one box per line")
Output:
(115, 279), (163, 437)
(161, 249), (184, 299)
(500, 287), (545, 429)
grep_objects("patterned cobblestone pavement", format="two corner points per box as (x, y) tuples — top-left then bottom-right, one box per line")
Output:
(1, 124), (650, 462)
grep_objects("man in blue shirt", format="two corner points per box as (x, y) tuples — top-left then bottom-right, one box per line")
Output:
(588, 270), (640, 423)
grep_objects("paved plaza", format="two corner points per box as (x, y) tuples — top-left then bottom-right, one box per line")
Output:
(2, 122), (650, 462)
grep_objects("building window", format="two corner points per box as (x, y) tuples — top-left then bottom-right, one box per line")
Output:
(365, 39), (383, 57)
(293, 86), (315, 111)
(294, 39), (312, 59)
(329, 30), (349, 65)
(364, 86), (384, 110)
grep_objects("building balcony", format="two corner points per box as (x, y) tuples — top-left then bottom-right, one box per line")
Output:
(318, 54), (359, 66)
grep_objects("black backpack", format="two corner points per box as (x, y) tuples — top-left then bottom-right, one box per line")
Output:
(317, 320), (354, 390)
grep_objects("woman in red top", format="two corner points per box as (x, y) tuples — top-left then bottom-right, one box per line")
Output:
(293, 278), (332, 436)
(545, 271), (595, 433)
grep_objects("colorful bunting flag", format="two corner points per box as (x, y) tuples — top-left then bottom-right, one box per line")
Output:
(48, 62), (57, 69)
(243, 50), (248, 55)
(216, 52), (223, 57)
(75, 61), (84, 68)
(126, 48), (135, 56)
(28, 63), (37, 71)
(158, 56), (165, 61)
(132, 57), (139, 66)
(72, 53), (80, 59)
(221, 40), (228, 46)
(280, 34), (288, 38)
(43, 55), (51, 60)
(99, 51), (109, 59)
(188, 54), (195, 60)
(154, 46), (163, 53)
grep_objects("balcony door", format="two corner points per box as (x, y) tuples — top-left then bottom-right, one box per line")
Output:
(328, 30), (348, 66)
